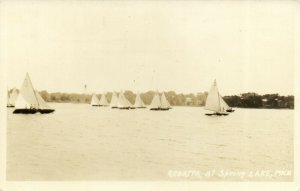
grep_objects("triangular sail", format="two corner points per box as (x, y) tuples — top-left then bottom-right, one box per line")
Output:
(150, 92), (161, 109)
(15, 73), (39, 109)
(205, 80), (223, 113)
(220, 96), (231, 111)
(161, 92), (171, 109)
(134, 93), (146, 108)
(7, 88), (19, 107)
(99, 93), (109, 106)
(117, 91), (130, 108)
(110, 92), (118, 107)
(91, 94), (100, 106)
(35, 91), (52, 110)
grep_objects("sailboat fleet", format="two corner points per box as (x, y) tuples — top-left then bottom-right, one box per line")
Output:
(90, 93), (109, 107)
(8, 73), (234, 116)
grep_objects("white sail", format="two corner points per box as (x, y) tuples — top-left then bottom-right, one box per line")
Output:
(117, 91), (130, 108)
(7, 88), (19, 107)
(91, 94), (100, 106)
(35, 91), (52, 110)
(15, 73), (39, 109)
(110, 92), (118, 107)
(220, 96), (231, 111)
(15, 93), (32, 109)
(150, 91), (161, 109)
(205, 80), (224, 113)
(161, 92), (171, 109)
(99, 93), (109, 106)
(133, 93), (146, 108)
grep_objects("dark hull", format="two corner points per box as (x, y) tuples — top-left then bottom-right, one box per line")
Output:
(119, 107), (130, 110)
(111, 106), (118, 109)
(13, 109), (54, 114)
(7, 105), (15, 108)
(205, 113), (229, 116)
(92, 105), (101, 107)
(226, 109), (235, 112)
(150, 108), (170, 111)
(38, 109), (55, 114)
(160, 108), (170, 111)
(150, 108), (160, 111)
(99, 105), (109, 107)
(13, 109), (38, 114)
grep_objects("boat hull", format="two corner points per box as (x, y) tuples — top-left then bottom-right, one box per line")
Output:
(226, 109), (235, 112)
(150, 108), (169, 111)
(38, 109), (55, 114)
(205, 112), (228, 116)
(150, 108), (160, 111)
(160, 108), (170, 111)
(13, 108), (55, 114)
(119, 107), (130, 110)
(13, 109), (38, 114)
(7, 105), (15, 108)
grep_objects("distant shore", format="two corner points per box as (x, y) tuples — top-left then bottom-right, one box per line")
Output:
(7, 89), (294, 109)
(30, 90), (293, 110)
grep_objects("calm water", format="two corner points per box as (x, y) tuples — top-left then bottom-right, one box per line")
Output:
(7, 103), (293, 181)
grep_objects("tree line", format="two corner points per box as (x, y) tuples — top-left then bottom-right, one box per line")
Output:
(36, 90), (294, 109)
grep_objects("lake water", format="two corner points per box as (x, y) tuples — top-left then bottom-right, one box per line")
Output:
(6, 103), (293, 181)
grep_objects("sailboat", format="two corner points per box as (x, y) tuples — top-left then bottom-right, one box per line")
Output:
(99, 93), (109, 106)
(117, 91), (131, 109)
(7, 88), (19, 107)
(160, 92), (171, 110)
(110, 92), (118, 108)
(149, 91), (171, 111)
(204, 79), (229, 116)
(13, 73), (55, 114)
(149, 91), (161, 110)
(91, 93), (101, 106)
(133, 92), (146, 108)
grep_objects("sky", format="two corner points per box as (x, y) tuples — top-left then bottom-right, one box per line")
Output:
(1, 1), (296, 95)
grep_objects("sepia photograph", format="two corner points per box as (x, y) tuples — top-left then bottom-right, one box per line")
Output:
(0, 0), (299, 190)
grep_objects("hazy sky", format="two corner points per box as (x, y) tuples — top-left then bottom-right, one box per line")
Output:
(1, 1), (296, 95)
